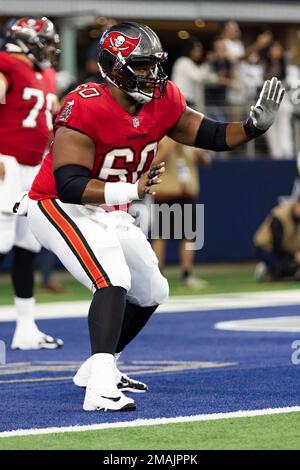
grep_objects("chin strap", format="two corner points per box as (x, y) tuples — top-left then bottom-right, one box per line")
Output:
(99, 64), (154, 104)
(126, 90), (152, 104)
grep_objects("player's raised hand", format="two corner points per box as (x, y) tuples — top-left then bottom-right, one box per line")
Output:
(250, 77), (285, 131)
(137, 162), (165, 198)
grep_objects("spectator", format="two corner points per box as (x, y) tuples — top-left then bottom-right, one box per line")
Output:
(85, 41), (105, 84)
(254, 199), (300, 282)
(238, 52), (264, 103)
(152, 137), (211, 288)
(84, 18), (116, 84)
(263, 41), (294, 159)
(205, 37), (240, 122)
(245, 31), (273, 60)
(171, 37), (217, 110)
(221, 21), (245, 62)
(222, 23), (273, 64)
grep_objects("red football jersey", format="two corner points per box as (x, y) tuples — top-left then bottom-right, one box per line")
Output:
(29, 81), (186, 204)
(0, 52), (57, 166)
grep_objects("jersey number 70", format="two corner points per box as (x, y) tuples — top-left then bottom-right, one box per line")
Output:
(22, 87), (57, 130)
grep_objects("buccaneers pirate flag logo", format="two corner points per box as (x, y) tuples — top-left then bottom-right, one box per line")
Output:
(13, 17), (46, 33)
(100, 31), (141, 65)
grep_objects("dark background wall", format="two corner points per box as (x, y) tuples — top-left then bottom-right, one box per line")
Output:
(165, 159), (298, 263)
(0, 159), (297, 271)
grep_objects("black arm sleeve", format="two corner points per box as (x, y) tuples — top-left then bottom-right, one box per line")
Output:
(195, 116), (230, 151)
(271, 217), (290, 257)
(54, 164), (90, 204)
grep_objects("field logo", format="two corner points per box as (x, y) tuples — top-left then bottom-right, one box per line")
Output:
(0, 341), (6, 365)
(291, 340), (300, 365)
(0, 360), (237, 383)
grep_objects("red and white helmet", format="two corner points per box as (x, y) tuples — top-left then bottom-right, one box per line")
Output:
(6, 17), (60, 69)
(98, 22), (168, 104)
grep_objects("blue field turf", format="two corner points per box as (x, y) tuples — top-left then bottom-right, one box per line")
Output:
(0, 305), (300, 432)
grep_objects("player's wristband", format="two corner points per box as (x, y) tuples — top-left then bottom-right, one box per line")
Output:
(104, 181), (140, 205)
(243, 117), (265, 139)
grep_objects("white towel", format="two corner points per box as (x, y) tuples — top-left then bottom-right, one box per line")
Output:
(0, 155), (22, 214)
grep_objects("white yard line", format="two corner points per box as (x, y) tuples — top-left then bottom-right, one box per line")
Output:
(1, 290), (300, 321)
(216, 316), (300, 332)
(0, 406), (299, 438)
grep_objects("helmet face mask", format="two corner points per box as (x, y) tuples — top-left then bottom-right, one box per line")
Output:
(6, 17), (60, 69)
(37, 37), (60, 68)
(112, 58), (167, 102)
(98, 22), (168, 103)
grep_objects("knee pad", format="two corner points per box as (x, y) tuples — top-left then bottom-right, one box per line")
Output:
(134, 272), (169, 307)
(150, 274), (169, 306)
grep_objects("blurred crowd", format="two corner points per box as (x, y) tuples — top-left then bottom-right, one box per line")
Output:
(171, 21), (300, 159)
(1, 17), (300, 160)
(73, 20), (300, 160)
(1, 18), (300, 159)
(1, 16), (299, 288)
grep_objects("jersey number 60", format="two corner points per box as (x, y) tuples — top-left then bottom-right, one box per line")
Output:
(98, 142), (158, 183)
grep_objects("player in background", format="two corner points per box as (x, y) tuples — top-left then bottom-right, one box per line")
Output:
(27, 22), (284, 411)
(0, 17), (63, 350)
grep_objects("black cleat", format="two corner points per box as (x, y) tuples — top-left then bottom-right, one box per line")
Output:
(117, 375), (148, 393)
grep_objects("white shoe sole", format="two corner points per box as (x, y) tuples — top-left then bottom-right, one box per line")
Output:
(11, 337), (63, 350)
(83, 393), (136, 412)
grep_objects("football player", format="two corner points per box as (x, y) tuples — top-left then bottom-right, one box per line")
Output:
(27, 22), (284, 411)
(0, 17), (63, 349)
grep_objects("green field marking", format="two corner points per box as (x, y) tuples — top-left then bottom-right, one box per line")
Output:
(167, 269), (300, 297)
(0, 275), (90, 306)
(1, 412), (299, 450)
(1, 264), (300, 306)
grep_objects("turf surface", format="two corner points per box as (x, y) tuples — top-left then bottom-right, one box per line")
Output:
(1, 413), (299, 450)
(1, 263), (299, 451)
(1, 263), (300, 305)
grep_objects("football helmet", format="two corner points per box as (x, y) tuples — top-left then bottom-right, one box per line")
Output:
(6, 17), (60, 69)
(98, 22), (168, 103)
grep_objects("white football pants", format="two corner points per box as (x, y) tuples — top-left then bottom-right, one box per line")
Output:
(27, 198), (169, 306)
(0, 155), (41, 254)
